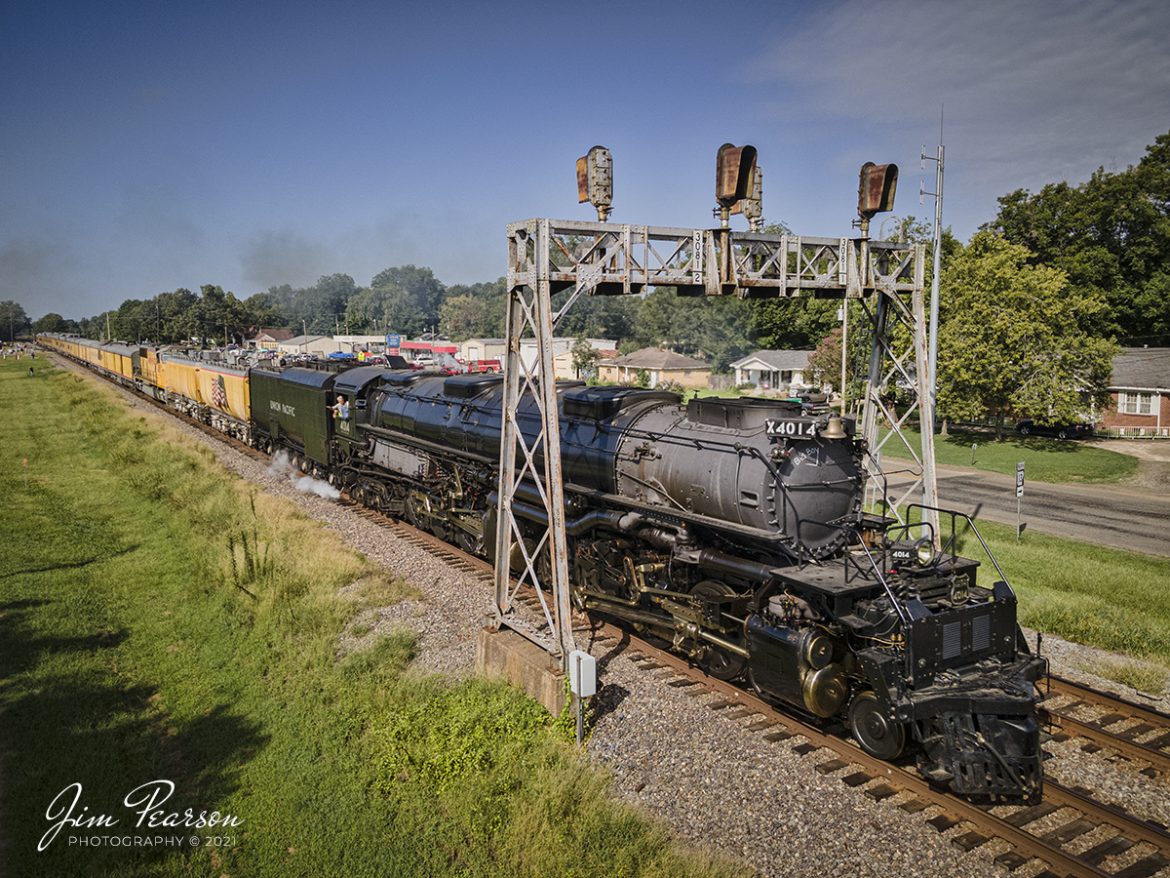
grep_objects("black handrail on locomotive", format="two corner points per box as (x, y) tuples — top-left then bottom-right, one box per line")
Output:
(904, 502), (1014, 592)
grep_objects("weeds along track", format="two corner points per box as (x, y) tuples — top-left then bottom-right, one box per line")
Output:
(52, 352), (1170, 878)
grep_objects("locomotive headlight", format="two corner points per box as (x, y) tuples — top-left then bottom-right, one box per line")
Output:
(914, 538), (935, 567)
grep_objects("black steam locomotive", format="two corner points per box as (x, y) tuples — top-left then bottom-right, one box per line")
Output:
(250, 365), (1045, 802)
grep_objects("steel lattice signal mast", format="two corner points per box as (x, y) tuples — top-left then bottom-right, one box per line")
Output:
(494, 146), (940, 664)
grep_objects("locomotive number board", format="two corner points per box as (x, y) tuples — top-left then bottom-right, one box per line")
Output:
(764, 418), (818, 438)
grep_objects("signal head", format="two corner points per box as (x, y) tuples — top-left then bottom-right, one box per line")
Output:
(858, 162), (898, 219)
(576, 145), (613, 221)
(716, 143), (758, 209)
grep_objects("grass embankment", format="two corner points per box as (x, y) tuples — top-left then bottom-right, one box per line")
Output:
(881, 426), (1137, 484)
(943, 517), (1170, 693)
(0, 359), (741, 878)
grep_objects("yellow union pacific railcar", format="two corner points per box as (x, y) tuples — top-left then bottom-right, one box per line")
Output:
(98, 342), (139, 383)
(159, 354), (252, 441)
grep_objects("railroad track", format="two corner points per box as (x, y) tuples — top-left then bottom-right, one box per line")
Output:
(1042, 678), (1170, 778)
(55, 351), (1170, 878)
(338, 497), (1170, 878)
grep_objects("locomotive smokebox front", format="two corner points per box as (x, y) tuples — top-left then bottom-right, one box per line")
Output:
(612, 396), (862, 557)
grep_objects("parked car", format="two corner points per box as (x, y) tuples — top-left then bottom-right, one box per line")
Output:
(1015, 419), (1094, 440)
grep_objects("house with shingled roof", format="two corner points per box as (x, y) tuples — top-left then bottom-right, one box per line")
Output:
(729, 349), (814, 391)
(596, 347), (710, 389)
(1100, 347), (1170, 437)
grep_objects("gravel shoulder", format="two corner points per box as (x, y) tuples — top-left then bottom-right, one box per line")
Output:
(61, 356), (1170, 878)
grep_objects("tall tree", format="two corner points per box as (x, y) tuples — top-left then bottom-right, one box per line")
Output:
(33, 312), (68, 334)
(440, 294), (493, 341)
(369, 265), (445, 333)
(989, 129), (1170, 344)
(0, 301), (29, 341)
(627, 289), (753, 371)
(936, 232), (1116, 438)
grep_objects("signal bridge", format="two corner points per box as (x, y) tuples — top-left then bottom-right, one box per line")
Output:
(495, 221), (940, 663)
(494, 154), (939, 666)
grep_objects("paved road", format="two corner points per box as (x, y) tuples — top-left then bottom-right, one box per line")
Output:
(887, 464), (1170, 558)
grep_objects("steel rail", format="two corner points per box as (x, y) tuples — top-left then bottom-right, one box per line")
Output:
(1047, 677), (1170, 730)
(1043, 708), (1170, 775)
(51, 348), (1170, 878)
(331, 501), (1170, 878)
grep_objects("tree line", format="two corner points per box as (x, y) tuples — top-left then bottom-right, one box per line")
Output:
(9, 129), (1169, 432)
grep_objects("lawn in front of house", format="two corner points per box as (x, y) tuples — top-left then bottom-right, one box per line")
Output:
(879, 426), (1137, 483)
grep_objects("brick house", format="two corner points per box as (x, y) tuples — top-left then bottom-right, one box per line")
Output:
(1099, 347), (1170, 437)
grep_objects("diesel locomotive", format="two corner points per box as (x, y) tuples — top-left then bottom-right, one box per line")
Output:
(39, 334), (1047, 802)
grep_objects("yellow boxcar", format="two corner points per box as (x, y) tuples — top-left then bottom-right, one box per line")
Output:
(81, 340), (101, 366)
(139, 348), (161, 390)
(195, 363), (251, 423)
(99, 343), (138, 381)
(160, 355), (203, 404)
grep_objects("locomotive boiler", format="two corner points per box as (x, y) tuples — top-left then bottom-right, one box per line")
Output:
(37, 332), (1047, 803)
(262, 367), (1045, 802)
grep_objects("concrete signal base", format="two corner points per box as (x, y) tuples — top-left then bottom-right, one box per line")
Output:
(475, 626), (567, 715)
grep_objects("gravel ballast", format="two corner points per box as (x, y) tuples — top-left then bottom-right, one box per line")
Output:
(63, 356), (1170, 878)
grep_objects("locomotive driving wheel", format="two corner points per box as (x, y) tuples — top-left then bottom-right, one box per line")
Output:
(690, 580), (747, 681)
(404, 492), (428, 530)
(848, 691), (906, 760)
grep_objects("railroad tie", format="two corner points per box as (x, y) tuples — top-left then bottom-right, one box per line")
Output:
(762, 729), (793, 742)
(927, 814), (961, 832)
(863, 784), (897, 802)
(992, 851), (1029, 871)
(1003, 801), (1060, 827)
(1144, 731), (1170, 750)
(1118, 723), (1155, 741)
(725, 707), (758, 720)
(813, 759), (848, 775)
(951, 830), (990, 852)
(1113, 854), (1170, 878)
(1096, 712), (1126, 727)
(1040, 817), (1095, 845)
(1079, 836), (1134, 866)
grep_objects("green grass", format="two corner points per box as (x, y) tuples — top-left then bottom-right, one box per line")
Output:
(880, 426), (1137, 484)
(1076, 656), (1168, 697)
(938, 516), (1170, 668)
(0, 359), (742, 878)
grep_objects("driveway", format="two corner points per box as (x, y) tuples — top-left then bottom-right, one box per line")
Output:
(886, 462), (1170, 558)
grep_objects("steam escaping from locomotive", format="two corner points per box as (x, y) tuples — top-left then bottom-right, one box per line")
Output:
(268, 450), (341, 500)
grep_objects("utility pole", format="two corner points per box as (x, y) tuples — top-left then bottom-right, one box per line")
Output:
(920, 110), (945, 430)
(105, 311), (112, 343)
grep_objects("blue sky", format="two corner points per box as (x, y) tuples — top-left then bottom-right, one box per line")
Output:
(3, 0), (1168, 319)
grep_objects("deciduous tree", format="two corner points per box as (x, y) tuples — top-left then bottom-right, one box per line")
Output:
(0, 300), (29, 341)
(936, 232), (1115, 439)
